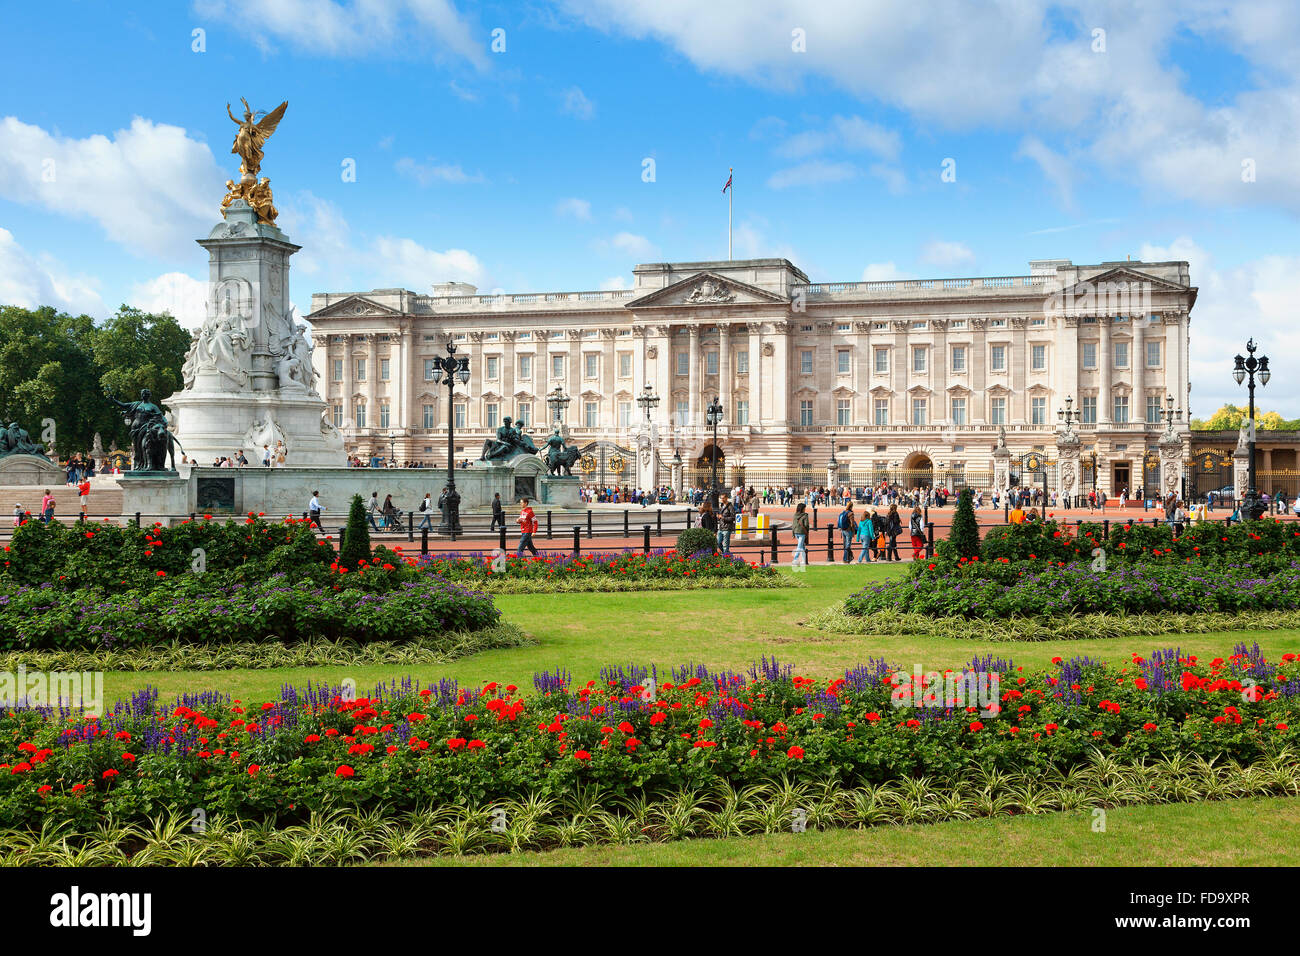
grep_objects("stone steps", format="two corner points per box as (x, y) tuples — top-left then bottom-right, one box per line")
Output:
(0, 480), (123, 520)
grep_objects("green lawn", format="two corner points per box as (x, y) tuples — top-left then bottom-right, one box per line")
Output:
(395, 797), (1300, 867)
(103, 564), (1300, 704)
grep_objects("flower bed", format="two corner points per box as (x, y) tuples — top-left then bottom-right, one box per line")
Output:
(415, 549), (790, 592)
(1, 645), (1295, 832)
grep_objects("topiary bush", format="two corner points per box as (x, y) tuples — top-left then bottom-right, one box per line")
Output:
(675, 527), (717, 556)
(949, 487), (981, 559)
(338, 494), (372, 570)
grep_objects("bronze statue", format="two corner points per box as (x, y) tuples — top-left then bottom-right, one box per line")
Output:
(0, 421), (47, 459)
(105, 388), (182, 472)
(480, 417), (538, 461)
(542, 426), (580, 476)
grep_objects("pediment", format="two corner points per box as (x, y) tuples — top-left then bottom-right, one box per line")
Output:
(307, 295), (404, 320)
(625, 272), (788, 309)
(1058, 267), (1191, 301)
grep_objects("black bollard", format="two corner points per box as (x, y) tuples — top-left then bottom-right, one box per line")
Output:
(499, 526), (507, 550)
(546, 511), (553, 540)
(572, 525), (581, 557)
(827, 525), (834, 563)
(420, 527), (429, 555)
(770, 529), (779, 564)
(643, 525), (651, 554)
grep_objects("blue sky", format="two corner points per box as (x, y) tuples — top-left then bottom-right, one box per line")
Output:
(2, 0), (1299, 414)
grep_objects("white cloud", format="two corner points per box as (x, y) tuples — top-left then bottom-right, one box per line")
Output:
(395, 157), (487, 185)
(861, 261), (913, 281)
(0, 227), (106, 316)
(602, 231), (658, 259)
(0, 115), (220, 258)
(372, 236), (487, 287)
(562, 86), (595, 119)
(600, 274), (629, 290)
(1138, 237), (1298, 417)
(919, 240), (975, 267)
(1017, 136), (1075, 210)
(559, 0), (1300, 214)
(766, 160), (857, 189)
(192, 0), (488, 68)
(555, 197), (593, 220)
(128, 272), (208, 329)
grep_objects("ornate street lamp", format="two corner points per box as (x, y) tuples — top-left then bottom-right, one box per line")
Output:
(430, 342), (470, 535)
(385, 430), (398, 467)
(705, 396), (723, 507)
(636, 384), (660, 423)
(829, 429), (837, 465)
(547, 384), (571, 430)
(1057, 395), (1080, 429)
(1233, 340), (1270, 519)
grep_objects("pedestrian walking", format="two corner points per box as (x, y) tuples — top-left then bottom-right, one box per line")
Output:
(885, 505), (902, 561)
(516, 498), (539, 557)
(854, 507), (874, 563)
(717, 498), (734, 553)
(837, 501), (856, 563)
(792, 501), (809, 564)
(308, 490), (322, 530)
(77, 477), (90, 519)
(490, 493), (506, 532)
(909, 506), (925, 560)
(417, 493), (433, 530)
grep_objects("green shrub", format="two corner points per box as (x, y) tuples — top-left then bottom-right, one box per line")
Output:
(338, 494), (372, 570)
(675, 527), (717, 555)
(949, 487), (981, 559)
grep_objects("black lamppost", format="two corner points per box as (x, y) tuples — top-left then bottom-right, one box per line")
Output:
(636, 384), (660, 424)
(1233, 340), (1270, 520)
(385, 430), (398, 467)
(829, 429), (837, 465)
(547, 385), (570, 431)
(705, 396), (723, 507)
(430, 343), (469, 534)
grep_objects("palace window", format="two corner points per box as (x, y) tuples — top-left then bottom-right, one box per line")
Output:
(1031, 345), (1046, 371)
(584, 401), (598, 427)
(951, 346), (966, 372)
(800, 350), (813, 374)
(355, 403), (366, 429)
(676, 352), (689, 377)
(874, 348), (889, 373)
(516, 402), (531, 427)
(950, 319), (967, 330)
(552, 355), (565, 379)
(989, 397), (1007, 425)
(736, 350), (749, 374)
(912, 347), (926, 373)
(912, 398), (927, 426)
(1147, 395), (1162, 424)
(1031, 396), (1046, 424)
(706, 351), (719, 375)
(1082, 343), (1097, 369)
(518, 355), (532, 378)
(873, 399), (888, 426)
(618, 401), (632, 427)
(735, 400), (749, 425)
(380, 359), (390, 380)
(1147, 341), (1161, 367)
(618, 352), (632, 378)
(454, 404), (467, 429)
(1114, 342), (1129, 368)
(1081, 396), (1097, 423)
(333, 360), (343, 381)
(379, 403), (391, 429)
(332, 405), (344, 428)
(486, 356), (499, 380)
(486, 403), (499, 428)
(1113, 395), (1130, 423)
(836, 399), (851, 426)
(675, 401), (689, 426)
(585, 354), (598, 378)
(837, 349), (851, 374)
(837, 323), (850, 332)
(799, 400), (814, 426)
(990, 346), (1006, 372)
(950, 397), (967, 425)
(422, 404), (435, 429)
(911, 320), (926, 330)
(424, 359), (436, 380)
(356, 360), (366, 381)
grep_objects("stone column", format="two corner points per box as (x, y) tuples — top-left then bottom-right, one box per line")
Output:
(365, 336), (378, 449)
(1098, 317), (1113, 424)
(747, 323), (762, 425)
(772, 322), (790, 426)
(688, 326), (701, 428)
(719, 323), (732, 422)
(654, 327), (672, 427)
(345, 333), (356, 439)
(1131, 316), (1144, 425)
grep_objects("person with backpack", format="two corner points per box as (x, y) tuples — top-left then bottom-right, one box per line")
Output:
(417, 492), (433, 531)
(40, 489), (55, 525)
(516, 498), (539, 557)
(909, 506), (926, 560)
(366, 492), (382, 531)
(699, 499), (718, 538)
(837, 502), (856, 563)
(490, 493), (506, 532)
(885, 504), (902, 561)
(854, 507), (874, 563)
(791, 502), (809, 565)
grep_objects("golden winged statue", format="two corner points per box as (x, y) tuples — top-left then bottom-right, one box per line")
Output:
(226, 97), (288, 179)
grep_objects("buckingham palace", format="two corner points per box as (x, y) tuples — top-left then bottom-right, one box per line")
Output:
(306, 256), (1195, 495)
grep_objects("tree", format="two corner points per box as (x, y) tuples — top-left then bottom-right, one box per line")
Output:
(949, 487), (981, 559)
(1191, 404), (1290, 431)
(339, 494), (372, 569)
(0, 304), (188, 457)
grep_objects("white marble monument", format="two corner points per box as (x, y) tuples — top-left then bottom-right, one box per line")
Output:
(166, 200), (345, 466)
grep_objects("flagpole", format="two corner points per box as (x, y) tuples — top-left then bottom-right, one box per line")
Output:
(728, 166), (733, 261)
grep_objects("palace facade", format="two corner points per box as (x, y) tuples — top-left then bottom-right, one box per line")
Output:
(306, 256), (1195, 494)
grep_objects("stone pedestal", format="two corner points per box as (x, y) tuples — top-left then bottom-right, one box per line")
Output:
(0, 454), (63, 486)
(168, 202), (344, 468)
(1233, 447), (1250, 503)
(634, 425), (658, 491)
(992, 444), (1012, 497)
(827, 460), (840, 491)
(1159, 429), (1186, 501)
(118, 474), (190, 520)
(539, 475), (581, 508)
(1055, 431), (1081, 507)
(671, 459), (684, 497)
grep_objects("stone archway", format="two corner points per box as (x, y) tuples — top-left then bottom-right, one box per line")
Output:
(901, 452), (934, 489)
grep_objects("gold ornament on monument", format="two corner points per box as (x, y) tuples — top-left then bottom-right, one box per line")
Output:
(220, 97), (288, 225)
